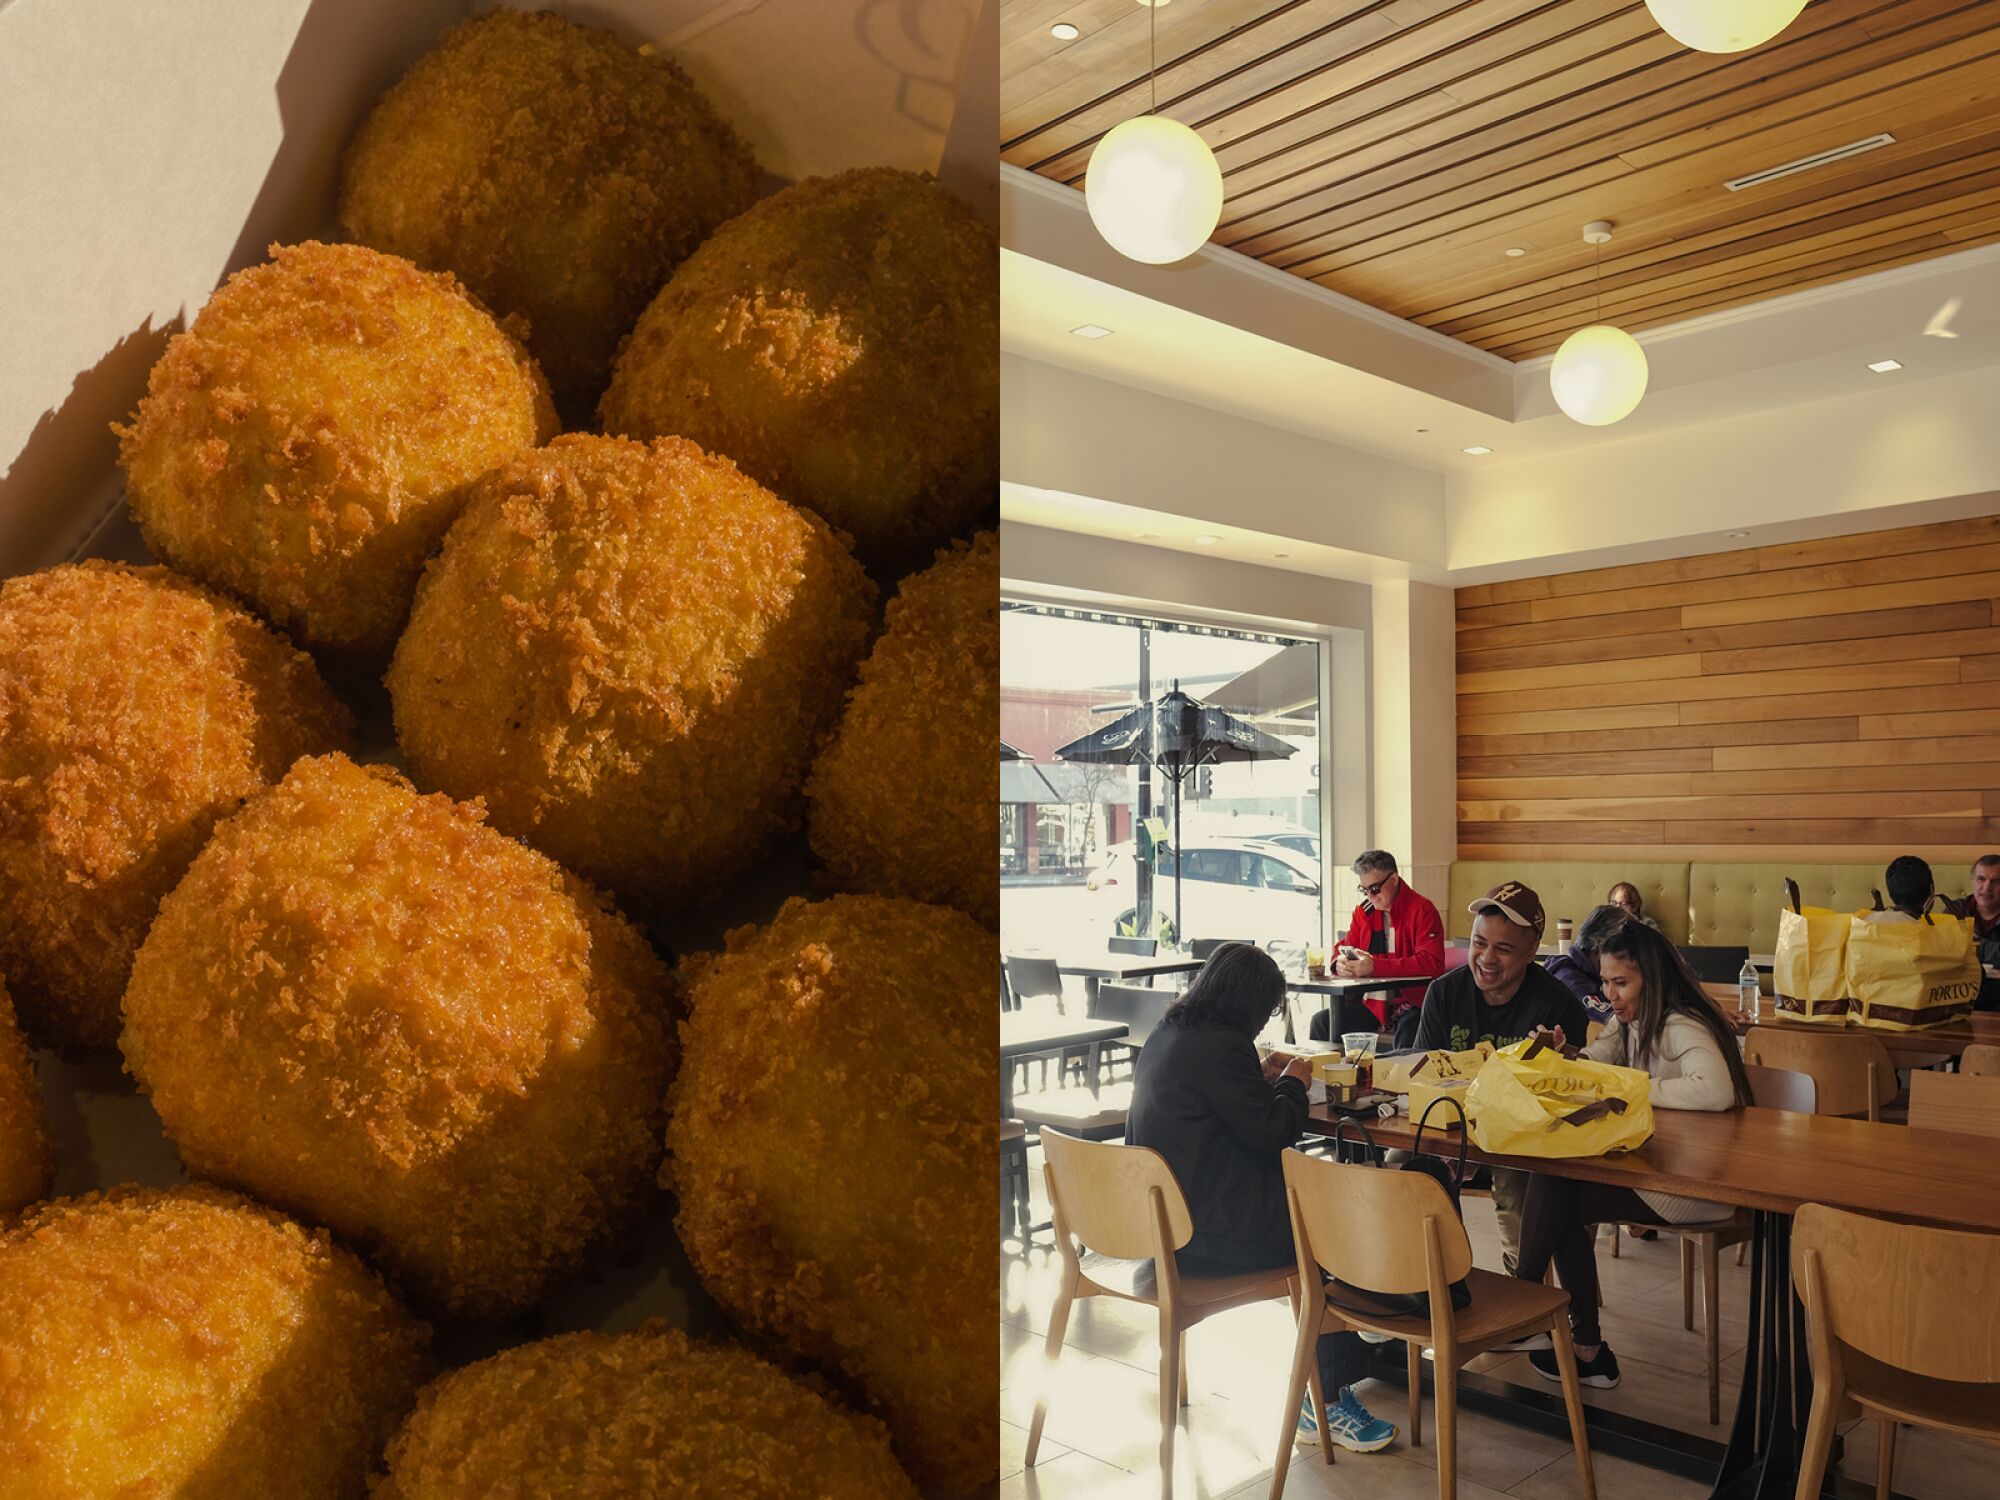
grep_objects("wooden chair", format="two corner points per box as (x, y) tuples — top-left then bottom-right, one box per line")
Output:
(1663, 1065), (1820, 1425)
(1094, 982), (1171, 1082)
(1960, 1043), (2000, 1077)
(1908, 1069), (2000, 1139)
(1189, 937), (1255, 961)
(1744, 1027), (1898, 1121)
(1027, 1130), (1303, 1497)
(1009, 955), (1087, 1086)
(1001, 1119), (1030, 1244)
(1793, 1203), (2000, 1500)
(1270, 1150), (1596, 1500)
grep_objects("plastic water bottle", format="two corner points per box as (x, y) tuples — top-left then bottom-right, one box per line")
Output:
(1738, 958), (1759, 1015)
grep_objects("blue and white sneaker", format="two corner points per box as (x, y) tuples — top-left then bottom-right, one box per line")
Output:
(1294, 1390), (1322, 1449)
(1322, 1387), (1399, 1453)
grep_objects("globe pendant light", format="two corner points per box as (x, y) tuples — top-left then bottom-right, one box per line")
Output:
(1086, 0), (1222, 264)
(1645, 0), (1807, 54)
(1550, 222), (1649, 427)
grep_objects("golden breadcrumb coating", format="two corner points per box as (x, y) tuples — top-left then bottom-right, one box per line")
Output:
(386, 434), (874, 914)
(0, 1184), (429, 1500)
(0, 562), (353, 1051)
(119, 754), (675, 1319)
(809, 532), (997, 927)
(373, 1324), (919, 1499)
(116, 240), (557, 660)
(0, 979), (51, 1213)
(598, 168), (998, 575)
(339, 8), (760, 421)
(664, 895), (998, 1492)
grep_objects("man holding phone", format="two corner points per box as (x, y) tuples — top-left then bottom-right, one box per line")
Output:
(1308, 850), (1443, 1044)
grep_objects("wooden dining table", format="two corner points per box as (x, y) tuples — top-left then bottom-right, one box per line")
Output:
(1305, 1101), (2000, 1498)
(998, 1013), (1130, 1119)
(1285, 969), (1440, 1043)
(1749, 999), (2000, 1060)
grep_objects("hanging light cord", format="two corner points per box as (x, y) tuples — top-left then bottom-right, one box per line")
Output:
(1596, 237), (1602, 324)
(1150, 0), (1157, 114)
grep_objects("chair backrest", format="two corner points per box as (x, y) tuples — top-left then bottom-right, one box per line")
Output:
(1908, 1070), (2000, 1139)
(1189, 937), (1252, 961)
(1005, 955), (1064, 1007)
(1679, 945), (1751, 983)
(1743, 1028), (1896, 1117)
(1279, 1149), (1471, 1297)
(1793, 1203), (2000, 1385)
(1443, 946), (1471, 972)
(1744, 1062), (1817, 1115)
(1108, 935), (1157, 956)
(1040, 1129), (1193, 1261)
(1093, 983), (1172, 1051)
(1961, 1043), (2000, 1077)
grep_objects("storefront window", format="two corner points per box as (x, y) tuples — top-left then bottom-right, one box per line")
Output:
(999, 602), (1323, 953)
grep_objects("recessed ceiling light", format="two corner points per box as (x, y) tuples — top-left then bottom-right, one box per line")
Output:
(1726, 530), (1749, 538)
(1194, 534), (1222, 545)
(1503, 247), (1527, 258)
(1462, 445), (1493, 456)
(1070, 323), (1114, 339)
(1050, 21), (1080, 40)
(1868, 358), (1903, 373)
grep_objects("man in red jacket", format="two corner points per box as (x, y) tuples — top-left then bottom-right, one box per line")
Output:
(1327, 850), (1444, 1041)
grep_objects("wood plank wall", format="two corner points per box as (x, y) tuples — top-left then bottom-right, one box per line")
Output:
(1455, 514), (2000, 862)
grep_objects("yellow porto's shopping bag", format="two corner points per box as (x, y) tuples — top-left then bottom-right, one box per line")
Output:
(1845, 912), (1979, 1031)
(1464, 1040), (1654, 1159)
(1772, 905), (1862, 1023)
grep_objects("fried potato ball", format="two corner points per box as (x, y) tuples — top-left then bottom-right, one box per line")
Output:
(386, 434), (874, 914)
(0, 1184), (429, 1500)
(374, 1324), (919, 1499)
(119, 753), (675, 1319)
(664, 895), (997, 1492)
(598, 168), (998, 575)
(116, 241), (557, 660)
(0, 978), (52, 1214)
(339, 8), (759, 420)
(809, 531), (997, 927)
(0, 562), (353, 1051)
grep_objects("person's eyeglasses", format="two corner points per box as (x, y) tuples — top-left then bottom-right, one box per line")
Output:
(1359, 876), (1393, 897)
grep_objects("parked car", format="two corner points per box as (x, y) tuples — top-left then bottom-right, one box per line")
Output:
(1088, 838), (1322, 947)
(1245, 831), (1319, 863)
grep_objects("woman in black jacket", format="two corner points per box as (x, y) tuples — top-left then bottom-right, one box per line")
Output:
(1126, 943), (1397, 1453)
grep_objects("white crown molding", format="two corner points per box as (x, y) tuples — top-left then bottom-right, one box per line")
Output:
(1001, 163), (1517, 418)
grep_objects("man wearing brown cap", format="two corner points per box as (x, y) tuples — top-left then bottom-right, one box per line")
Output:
(1412, 881), (1589, 1272)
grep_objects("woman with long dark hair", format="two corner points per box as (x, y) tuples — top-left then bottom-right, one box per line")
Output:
(1510, 917), (1751, 1390)
(1126, 943), (1398, 1453)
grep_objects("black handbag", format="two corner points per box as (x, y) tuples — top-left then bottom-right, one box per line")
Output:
(1323, 1097), (1474, 1316)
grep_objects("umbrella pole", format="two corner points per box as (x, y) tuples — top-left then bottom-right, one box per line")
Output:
(1173, 772), (1183, 949)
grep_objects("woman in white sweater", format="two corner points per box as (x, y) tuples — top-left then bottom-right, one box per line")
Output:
(1510, 918), (1752, 1390)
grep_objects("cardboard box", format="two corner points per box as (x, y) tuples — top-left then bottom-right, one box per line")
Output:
(1407, 1076), (1471, 1132)
(1376, 1041), (1495, 1095)
(1, 0), (994, 1417)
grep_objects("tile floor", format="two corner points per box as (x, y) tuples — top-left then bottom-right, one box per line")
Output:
(998, 1145), (1994, 1498)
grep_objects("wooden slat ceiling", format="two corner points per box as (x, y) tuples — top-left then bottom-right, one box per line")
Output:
(1000, 0), (2000, 359)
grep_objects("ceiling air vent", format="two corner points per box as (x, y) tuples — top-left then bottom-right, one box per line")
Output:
(1725, 133), (1895, 192)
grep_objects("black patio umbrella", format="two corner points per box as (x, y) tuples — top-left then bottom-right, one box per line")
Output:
(1053, 681), (1296, 944)
(1000, 740), (1028, 760)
